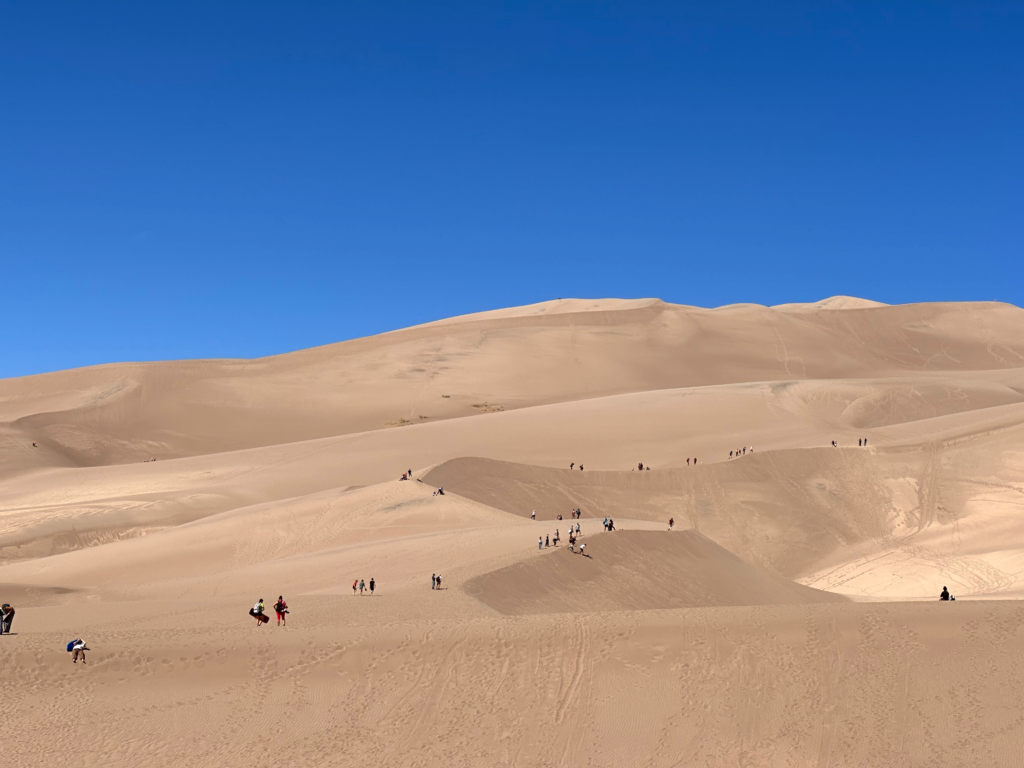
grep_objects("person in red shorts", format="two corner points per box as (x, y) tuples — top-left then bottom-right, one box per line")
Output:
(274, 596), (289, 626)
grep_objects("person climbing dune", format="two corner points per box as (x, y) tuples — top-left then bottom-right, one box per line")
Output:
(274, 596), (288, 626)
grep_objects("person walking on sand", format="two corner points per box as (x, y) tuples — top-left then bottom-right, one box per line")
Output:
(1, 603), (14, 634)
(570, 463), (574, 470)
(575, 522), (581, 536)
(369, 578), (375, 595)
(538, 536), (543, 550)
(352, 580), (358, 595)
(531, 510), (536, 520)
(250, 598), (267, 626)
(274, 596), (288, 626)
(545, 534), (550, 548)
(579, 543), (586, 557)
(435, 574), (442, 590)
(432, 573), (437, 590)
(554, 529), (560, 546)
(359, 579), (366, 595)
(669, 517), (674, 531)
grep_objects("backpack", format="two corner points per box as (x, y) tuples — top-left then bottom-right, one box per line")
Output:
(67, 639), (82, 652)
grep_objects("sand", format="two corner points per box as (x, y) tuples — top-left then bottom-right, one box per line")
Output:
(3, 296), (1024, 766)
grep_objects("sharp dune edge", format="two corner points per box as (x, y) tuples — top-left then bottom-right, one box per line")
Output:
(4, 297), (1024, 766)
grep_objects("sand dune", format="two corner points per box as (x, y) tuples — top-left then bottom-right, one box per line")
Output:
(4, 298), (1024, 473)
(4, 296), (1024, 766)
(465, 530), (844, 614)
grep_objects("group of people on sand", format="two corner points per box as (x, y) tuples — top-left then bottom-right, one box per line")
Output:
(352, 578), (375, 596)
(539, 508), (582, 521)
(250, 596), (290, 626)
(431, 573), (444, 590)
(729, 447), (753, 458)
(940, 586), (957, 601)
(686, 457), (698, 465)
(569, 463), (584, 471)
(602, 517), (615, 531)
(568, 533), (586, 556)
(634, 462), (651, 471)
(433, 487), (445, 496)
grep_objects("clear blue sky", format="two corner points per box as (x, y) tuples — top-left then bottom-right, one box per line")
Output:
(2, 2), (1022, 378)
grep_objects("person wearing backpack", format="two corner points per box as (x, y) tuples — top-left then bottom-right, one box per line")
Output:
(274, 596), (288, 626)
(0, 603), (13, 634)
(67, 638), (89, 663)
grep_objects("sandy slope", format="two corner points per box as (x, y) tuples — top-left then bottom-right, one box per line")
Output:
(4, 296), (1024, 767)
(464, 530), (845, 614)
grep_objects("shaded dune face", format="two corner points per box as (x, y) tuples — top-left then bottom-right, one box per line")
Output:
(423, 453), (894, 580)
(464, 530), (845, 615)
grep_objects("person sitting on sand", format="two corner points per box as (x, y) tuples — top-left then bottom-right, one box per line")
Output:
(401, 472), (408, 480)
(1, 603), (14, 634)
(274, 596), (288, 626)
(68, 638), (89, 663)
(940, 586), (950, 601)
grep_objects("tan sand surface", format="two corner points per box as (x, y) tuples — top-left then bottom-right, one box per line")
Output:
(4, 296), (1024, 766)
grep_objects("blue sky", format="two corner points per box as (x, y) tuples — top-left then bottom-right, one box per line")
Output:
(2, 2), (1022, 378)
